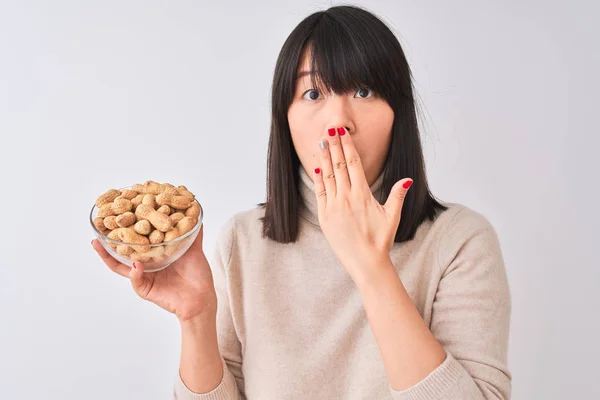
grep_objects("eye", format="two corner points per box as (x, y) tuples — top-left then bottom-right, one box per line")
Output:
(355, 87), (373, 99)
(302, 89), (323, 101)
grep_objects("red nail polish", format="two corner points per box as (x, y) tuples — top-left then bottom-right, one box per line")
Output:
(337, 127), (345, 136)
(328, 128), (336, 136)
(133, 262), (137, 269)
(403, 180), (413, 189)
(314, 168), (321, 174)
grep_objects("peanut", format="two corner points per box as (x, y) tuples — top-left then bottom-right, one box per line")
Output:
(163, 229), (180, 256)
(132, 181), (169, 195)
(98, 204), (115, 218)
(149, 230), (165, 244)
(157, 205), (171, 215)
(130, 246), (165, 263)
(164, 187), (179, 196)
(135, 204), (174, 233)
(103, 216), (119, 230)
(107, 229), (123, 241)
(162, 216), (198, 256)
(116, 212), (136, 228)
(170, 212), (185, 224)
(117, 227), (150, 253)
(185, 202), (201, 219)
(95, 189), (120, 208)
(93, 217), (105, 232)
(97, 197), (133, 217)
(116, 245), (134, 256)
(111, 198), (133, 215)
(131, 194), (144, 209)
(156, 193), (193, 210)
(134, 220), (152, 236)
(106, 228), (124, 249)
(177, 185), (195, 200)
(142, 194), (156, 209)
(177, 216), (198, 236)
(118, 189), (138, 200)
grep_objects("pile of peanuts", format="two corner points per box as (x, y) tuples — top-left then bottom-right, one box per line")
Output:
(93, 181), (200, 264)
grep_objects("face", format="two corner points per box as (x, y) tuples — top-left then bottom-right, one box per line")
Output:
(287, 50), (394, 186)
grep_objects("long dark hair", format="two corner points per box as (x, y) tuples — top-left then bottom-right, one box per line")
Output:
(260, 5), (447, 243)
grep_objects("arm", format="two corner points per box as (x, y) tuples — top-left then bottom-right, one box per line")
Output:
(178, 313), (226, 394)
(358, 209), (511, 400)
(174, 218), (244, 399)
(357, 260), (447, 391)
(308, 129), (510, 398)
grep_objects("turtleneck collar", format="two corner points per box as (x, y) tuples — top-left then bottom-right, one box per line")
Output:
(298, 165), (386, 227)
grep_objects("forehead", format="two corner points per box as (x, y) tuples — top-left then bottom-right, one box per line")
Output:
(297, 49), (311, 70)
(295, 49), (314, 79)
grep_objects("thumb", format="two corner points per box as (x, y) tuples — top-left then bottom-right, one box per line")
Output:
(384, 178), (413, 222)
(129, 261), (151, 299)
(187, 224), (204, 255)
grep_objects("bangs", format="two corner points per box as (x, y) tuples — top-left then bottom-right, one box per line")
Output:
(301, 12), (402, 101)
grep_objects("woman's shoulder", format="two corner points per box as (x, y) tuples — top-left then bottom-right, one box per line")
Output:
(214, 205), (267, 246)
(434, 202), (499, 234)
(433, 201), (505, 269)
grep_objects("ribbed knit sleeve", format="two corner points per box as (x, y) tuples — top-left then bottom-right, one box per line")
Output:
(390, 208), (512, 400)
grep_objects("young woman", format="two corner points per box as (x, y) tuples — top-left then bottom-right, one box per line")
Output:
(93, 5), (511, 399)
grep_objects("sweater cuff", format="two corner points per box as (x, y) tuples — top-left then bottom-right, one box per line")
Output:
(174, 357), (240, 400)
(389, 351), (465, 400)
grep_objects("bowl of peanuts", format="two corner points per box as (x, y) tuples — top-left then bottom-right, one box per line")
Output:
(90, 181), (203, 273)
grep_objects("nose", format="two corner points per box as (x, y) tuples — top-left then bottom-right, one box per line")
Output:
(325, 94), (354, 134)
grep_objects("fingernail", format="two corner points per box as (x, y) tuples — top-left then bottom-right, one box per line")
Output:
(403, 180), (413, 189)
(133, 262), (138, 269)
(337, 127), (346, 136)
(91, 240), (94, 246)
(319, 139), (328, 149)
(328, 128), (336, 136)
(314, 168), (321, 174)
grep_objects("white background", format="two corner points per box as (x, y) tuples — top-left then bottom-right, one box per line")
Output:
(1, 1), (598, 399)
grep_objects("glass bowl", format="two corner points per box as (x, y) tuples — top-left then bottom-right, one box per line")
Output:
(89, 187), (203, 273)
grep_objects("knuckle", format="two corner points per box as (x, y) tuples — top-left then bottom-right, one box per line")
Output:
(334, 161), (347, 170)
(316, 189), (327, 198)
(348, 156), (361, 167)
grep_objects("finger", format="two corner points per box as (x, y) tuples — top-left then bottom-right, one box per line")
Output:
(312, 167), (327, 215)
(319, 137), (336, 199)
(384, 178), (414, 223)
(129, 261), (152, 299)
(92, 239), (131, 278)
(327, 127), (351, 193)
(338, 127), (369, 191)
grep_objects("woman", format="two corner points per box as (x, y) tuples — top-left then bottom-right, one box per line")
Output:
(92, 5), (511, 399)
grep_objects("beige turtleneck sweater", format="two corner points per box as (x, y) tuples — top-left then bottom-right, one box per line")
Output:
(173, 167), (512, 399)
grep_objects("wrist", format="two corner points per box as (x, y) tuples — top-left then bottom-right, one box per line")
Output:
(178, 308), (224, 393)
(176, 290), (218, 324)
(179, 309), (217, 332)
(351, 254), (397, 291)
